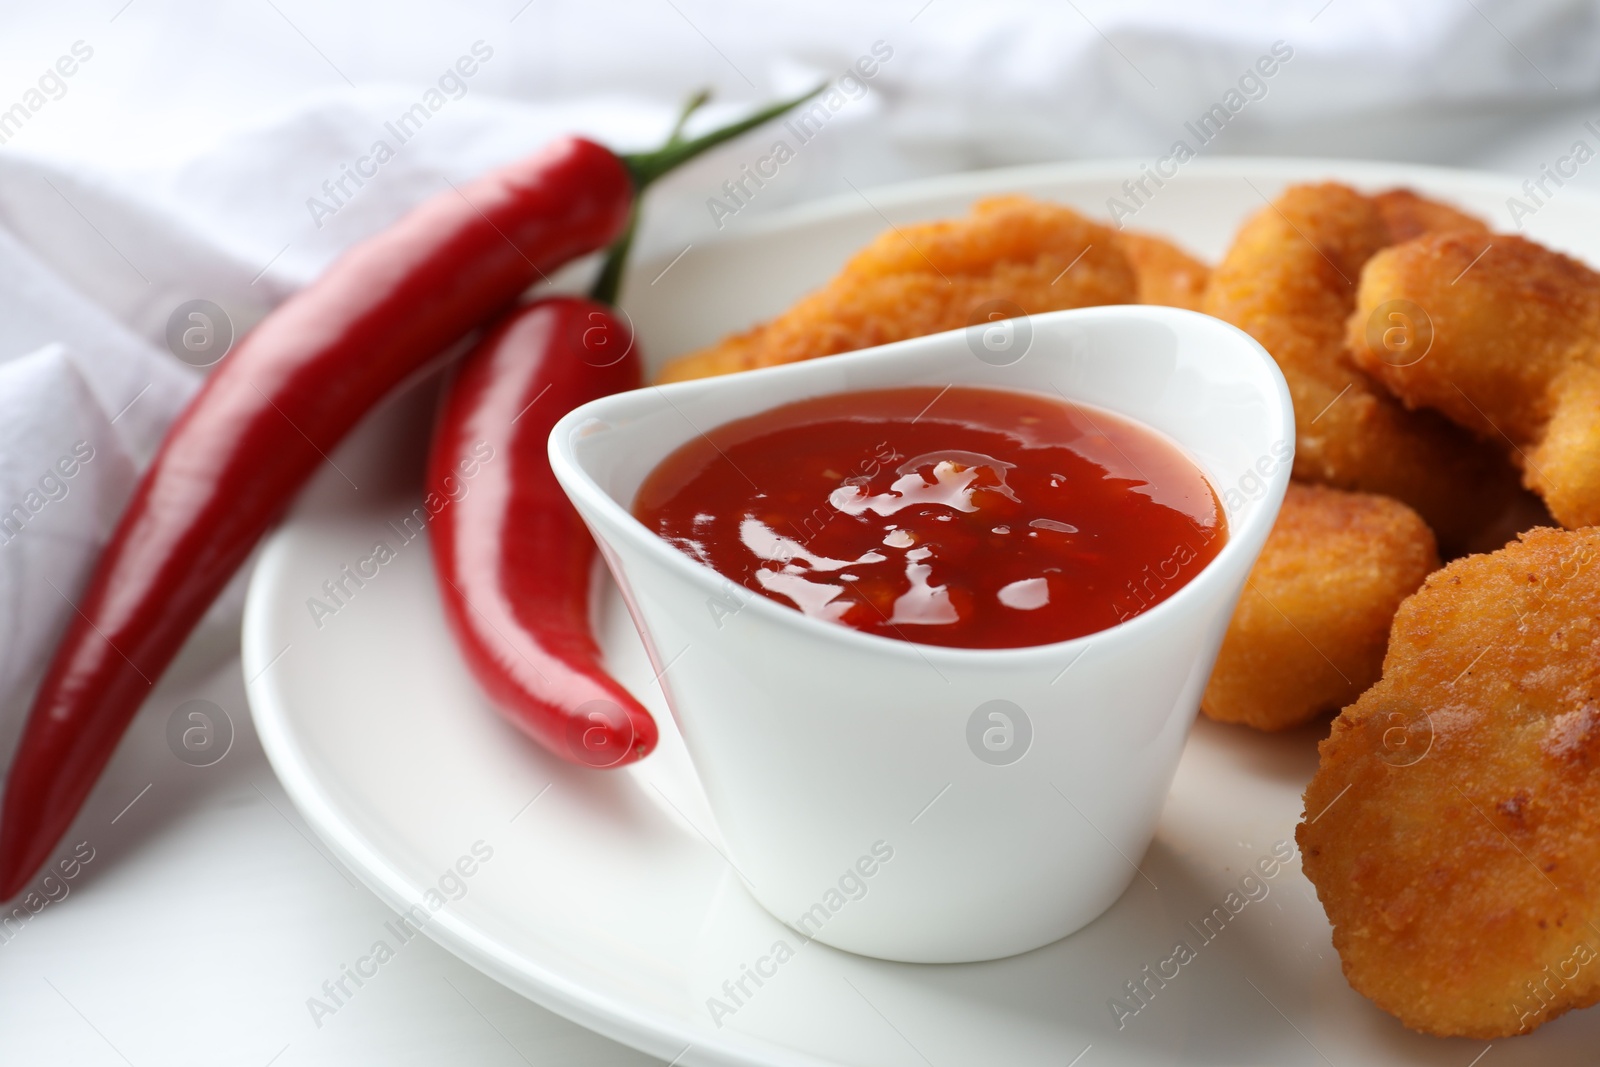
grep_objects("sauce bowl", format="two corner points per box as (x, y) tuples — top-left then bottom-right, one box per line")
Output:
(549, 305), (1292, 963)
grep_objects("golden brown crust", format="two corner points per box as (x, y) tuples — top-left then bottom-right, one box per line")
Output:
(1113, 230), (1210, 311)
(1350, 232), (1600, 530)
(1528, 362), (1600, 528)
(1373, 187), (1490, 244)
(1201, 483), (1437, 732)
(656, 196), (1137, 383)
(1299, 527), (1600, 1038)
(1350, 232), (1597, 441)
(1202, 182), (1519, 550)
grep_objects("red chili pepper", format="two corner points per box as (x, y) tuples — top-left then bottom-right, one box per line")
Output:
(427, 298), (653, 766)
(421, 87), (828, 769)
(0, 85), (822, 898)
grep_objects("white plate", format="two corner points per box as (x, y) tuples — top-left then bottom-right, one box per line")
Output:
(244, 158), (1600, 1066)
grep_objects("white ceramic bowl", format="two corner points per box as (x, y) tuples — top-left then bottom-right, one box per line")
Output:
(548, 305), (1292, 963)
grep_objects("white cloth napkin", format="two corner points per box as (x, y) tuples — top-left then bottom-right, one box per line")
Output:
(0, 0), (1597, 772)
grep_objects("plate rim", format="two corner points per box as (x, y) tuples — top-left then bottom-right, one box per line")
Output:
(649, 153), (1600, 252)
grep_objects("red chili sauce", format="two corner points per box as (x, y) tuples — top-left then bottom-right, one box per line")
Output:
(633, 386), (1226, 649)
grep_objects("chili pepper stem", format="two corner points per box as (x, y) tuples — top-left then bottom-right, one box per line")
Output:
(624, 82), (825, 190)
(663, 88), (713, 146)
(588, 202), (641, 309)
(589, 81), (827, 305)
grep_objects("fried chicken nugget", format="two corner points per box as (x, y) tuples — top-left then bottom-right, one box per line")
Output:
(1372, 187), (1490, 243)
(1299, 527), (1600, 1039)
(1203, 183), (1520, 550)
(1114, 229), (1210, 311)
(1201, 483), (1437, 731)
(657, 196), (1137, 383)
(1350, 232), (1600, 529)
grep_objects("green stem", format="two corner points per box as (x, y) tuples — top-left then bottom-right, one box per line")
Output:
(588, 201), (641, 310)
(589, 82), (827, 305)
(663, 88), (713, 147)
(623, 82), (825, 190)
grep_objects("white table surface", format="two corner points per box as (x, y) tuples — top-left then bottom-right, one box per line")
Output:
(6, 5), (1600, 1064)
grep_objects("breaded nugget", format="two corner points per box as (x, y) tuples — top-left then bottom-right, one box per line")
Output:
(1299, 527), (1600, 1039)
(1529, 362), (1600, 527)
(657, 196), (1136, 383)
(1203, 183), (1519, 550)
(1202, 483), (1437, 732)
(1350, 232), (1600, 529)
(1114, 230), (1210, 310)
(1372, 187), (1490, 244)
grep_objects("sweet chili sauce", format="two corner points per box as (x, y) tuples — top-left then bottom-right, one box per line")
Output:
(633, 386), (1226, 649)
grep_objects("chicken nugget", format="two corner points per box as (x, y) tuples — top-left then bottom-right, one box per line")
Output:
(1203, 183), (1519, 551)
(1299, 526), (1600, 1039)
(1372, 187), (1490, 244)
(1114, 230), (1210, 310)
(1528, 362), (1600, 527)
(1350, 231), (1600, 529)
(1201, 483), (1437, 732)
(657, 196), (1136, 383)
